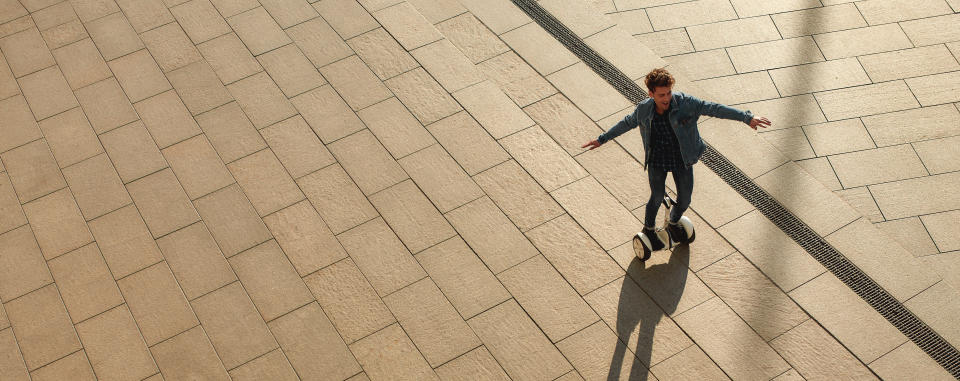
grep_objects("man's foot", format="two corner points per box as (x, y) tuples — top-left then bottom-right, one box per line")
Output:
(666, 221), (688, 243)
(643, 227), (666, 251)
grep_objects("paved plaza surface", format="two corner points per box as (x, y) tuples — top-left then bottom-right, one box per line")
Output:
(0, 0), (958, 379)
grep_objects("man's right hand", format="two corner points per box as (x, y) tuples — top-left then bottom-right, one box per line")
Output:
(582, 140), (601, 150)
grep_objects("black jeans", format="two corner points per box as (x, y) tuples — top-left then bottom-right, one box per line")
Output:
(644, 165), (694, 229)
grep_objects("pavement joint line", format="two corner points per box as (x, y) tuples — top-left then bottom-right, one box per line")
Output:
(511, 0), (960, 377)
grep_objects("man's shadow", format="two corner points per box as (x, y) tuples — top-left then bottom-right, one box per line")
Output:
(607, 244), (690, 380)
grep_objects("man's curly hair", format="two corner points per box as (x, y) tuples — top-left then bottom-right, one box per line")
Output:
(644, 68), (675, 93)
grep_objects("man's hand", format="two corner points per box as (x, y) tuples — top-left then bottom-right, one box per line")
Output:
(582, 139), (601, 150)
(749, 117), (771, 130)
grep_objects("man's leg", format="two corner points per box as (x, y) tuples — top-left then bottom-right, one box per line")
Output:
(669, 165), (694, 223)
(644, 166), (668, 229)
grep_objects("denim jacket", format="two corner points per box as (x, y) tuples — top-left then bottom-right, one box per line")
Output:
(597, 92), (753, 169)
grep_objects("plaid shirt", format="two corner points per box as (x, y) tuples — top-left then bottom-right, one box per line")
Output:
(648, 109), (684, 170)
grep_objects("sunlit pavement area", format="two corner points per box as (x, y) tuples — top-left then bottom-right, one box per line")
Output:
(0, 0), (959, 379)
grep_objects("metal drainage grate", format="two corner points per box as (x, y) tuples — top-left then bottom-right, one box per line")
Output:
(510, 0), (960, 377)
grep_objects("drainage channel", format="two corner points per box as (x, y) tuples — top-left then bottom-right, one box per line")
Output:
(509, 0), (960, 377)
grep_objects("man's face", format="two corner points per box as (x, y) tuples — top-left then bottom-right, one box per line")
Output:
(648, 85), (672, 111)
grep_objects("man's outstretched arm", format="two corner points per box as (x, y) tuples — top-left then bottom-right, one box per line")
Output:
(695, 97), (771, 130)
(583, 106), (641, 150)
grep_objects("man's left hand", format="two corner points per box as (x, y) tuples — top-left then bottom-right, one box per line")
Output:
(749, 117), (771, 130)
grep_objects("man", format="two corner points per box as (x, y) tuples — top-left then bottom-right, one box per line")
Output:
(582, 68), (770, 250)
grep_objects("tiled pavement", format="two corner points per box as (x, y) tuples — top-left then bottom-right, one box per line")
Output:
(0, 0), (957, 380)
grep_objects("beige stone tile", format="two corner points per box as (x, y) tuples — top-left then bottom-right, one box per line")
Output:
(426, 112), (508, 175)
(552, 176), (642, 250)
(915, 135), (960, 175)
(0, 226), (52, 301)
(649, 345), (727, 380)
(385, 67), (462, 124)
(797, 157), (842, 190)
(468, 300), (572, 380)
(228, 349), (297, 381)
(434, 346), (509, 381)
(358, 97), (435, 159)
(0, 0), (28, 24)
(0, 175), (26, 233)
(315, 0), (378, 40)
(40, 19), (85, 50)
(135, 91), (202, 149)
(292, 85), (366, 142)
(679, 163), (752, 228)
(585, 278), (689, 367)
(815, 24), (913, 60)
(500, 126), (589, 192)
(830, 144), (927, 188)
(634, 28), (694, 57)
(170, 0), (231, 45)
(155, 222), (236, 300)
(228, 149), (304, 216)
(907, 71), (960, 106)
(407, 0), (465, 24)
(499, 255), (600, 342)
(479, 51), (557, 107)
(328, 129), (407, 195)
(6, 284), (80, 370)
(29, 350), (96, 381)
(500, 22), (578, 76)
(37, 107), (101, 168)
(547, 62), (632, 121)
(88, 205), (163, 279)
(687, 16), (779, 51)
(168, 61), (233, 116)
(772, 3), (866, 38)
(453, 80), (534, 139)
(0, 327), (29, 380)
(767, 58), (869, 97)
(398, 145), (483, 212)
(871, 171), (960, 219)
(114, 0), (173, 33)
(858, 0), (952, 24)
(904, 281), (960, 358)
(193, 183), (272, 257)
(836, 186), (883, 223)
(229, 240), (313, 321)
(127, 169), (200, 238)
(18, 65), (79, 120)
(769, 319), (876, 380)
(872, 341), (953, 380)
(412, 40), (485, 93)
(759, 127), (815, 160)
(556, 371), (584, 381)
(85, 12), (142, 61)
(625, 243), (715, 315)
(150, 326), (230, 380)
(0, 96), (41, 153)
(117, 262), (198, 345)
(210, 0), (259, 17)
(337, 217), (427, 294)
(302, 258), (394, 343)
(259, 0), (317, 28)
(51, 39), (110, 90)
(576, 142), (650, 210)
(267, 303), (360, 379)
(227, 7), (291, 55)
(108, 49), (170, 103)
(718, 210), (825, 291)
(756, 162), (861, 235)
(584, 25), (665, 81)
(698, 253), (806, 340)
(556, 321), (652, 381)
(802, 118), (875, 156)
(62, 154), (129, 221)
(350, 324), (439, 380)
(140, 23), (201, 74)
(817, 79), (918, 122)
(191, 282), (278, 369)
(610, 8), (653, 35)
(676, 297), (789, 379)
(65, 0), (117, 23)
(437, 13), (508, 64)
(523, 214), (621, 295)
(261, 116), (335, 178)
(297, 163), (378, 234)
(162, 135), (233, 200)
(900, 13), (960, 46)
(263, 200), (346, 276)
(195, 102), (267, 163)
(864, 104), (960, 148)
(320, 55), (392, 111)
(257, 44), (325, 98)
(415, 236), (510, 319)
(0, 27), (54, 78)
(459, 0), (529, 35)
(383, 278), (480, 366)
(728, 37), (823, 73)
(197, 33), (262, 85)
(74, 78), (137, 134)
(922, 210), (960, 253)
(372, 2), (442, 50)
(877, 217), (939, 257)
(692, 71), (780, 106)
(473, 159), (562, 232)
(733, 94), (826, 131)
(74, 305), (157, 379)
(445, 196), (540, 273)
(646, 0), (736, 30)
(99, 121), (166, 183)
(728, 0), (820, 17)
(285, 17), (352, 68)
(347, 28), (419, 80)
(22, 189), (92, 260)
(0, 52), (18, 104)
(0, 14), (33, 38)
(861, 45), (959, 83)
(542, 0), (613, 37)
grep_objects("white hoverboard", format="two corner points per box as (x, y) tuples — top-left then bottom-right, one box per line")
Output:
(633, 194), (695, 261)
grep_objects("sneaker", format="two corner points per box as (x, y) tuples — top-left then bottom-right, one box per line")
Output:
(643, 227), (665, 251)
(666, 221), (687, 243)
